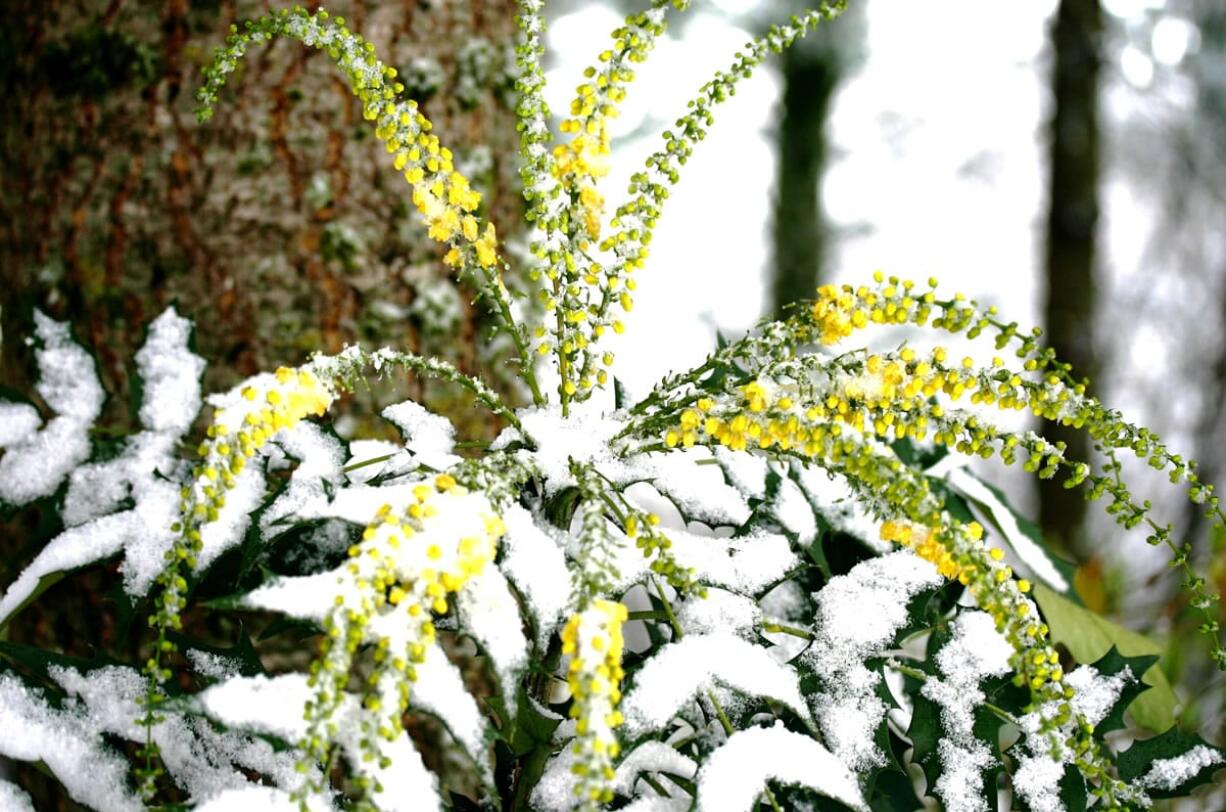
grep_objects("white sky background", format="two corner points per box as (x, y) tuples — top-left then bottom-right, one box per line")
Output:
(543, 0), (1204, 589)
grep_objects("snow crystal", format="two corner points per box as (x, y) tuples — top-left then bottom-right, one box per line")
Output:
(187, 649), (244, 680)
(0, 779), (34, 812)
(1012, 753), (1065, 812)
(805, 551), (941, 772)
(795, 463), (888, 550)
(946, 468), (1069, 592)
(676, 588), (759, 637)
(0, 312), (104, 505)
(0, 403), (40, 448)
(621, 632), (810, 737)
(382, 399), (460, 470)
(0, 673), (138, 812)
(1136, 744), (1223, 791)
(500, 504), (572, 645)
(695, 723), (866, 812)
(1063, 664), (1132, 727)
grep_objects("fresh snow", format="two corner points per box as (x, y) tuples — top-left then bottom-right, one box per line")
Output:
(694, 723), (866, 812)
(805, 551), (942, 772)
(0, 779), (34, 812)
(1136, 744), (1223, 791)
(921, 612), (1014, 812)
(382, 399), (460, 471)
(621, 632), (810, 737)
(500, 503), (573, 645)
(0, 312), (105, 505)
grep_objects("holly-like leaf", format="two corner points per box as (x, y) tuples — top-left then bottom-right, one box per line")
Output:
(1088, 646), (1158, 736)
(1033, 584), (1177, 732)
(1116, 727), (1225, 798)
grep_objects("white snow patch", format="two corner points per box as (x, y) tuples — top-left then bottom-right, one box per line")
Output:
(0, 403), (40, 448)
(621, 632), (809, 737)
(382, 399), (460, 471)
(0, 312), (104, 505)
(806, 551), (942, 772)
(1064, 664), (1132, 727)
(1136, 744), (1223, 791)
(0, 779), (34, 812)
(500, 504), (573, 645)
(695, 723), (866, 812)
(457, 567), (529, 704)
(1012, 753), (1065, 812)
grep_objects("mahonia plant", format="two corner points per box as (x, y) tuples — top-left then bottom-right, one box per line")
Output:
(0, 2), (1223, 811)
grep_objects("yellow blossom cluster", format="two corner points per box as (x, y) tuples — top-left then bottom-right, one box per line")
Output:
(561, 599), (629, 809)
(299, 473), (506, 797)
(879, 520), (964, 580)
(174, 366), (333, 573)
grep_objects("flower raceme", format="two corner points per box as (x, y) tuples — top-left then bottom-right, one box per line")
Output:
(562, 600), (629, 810)
(298, 474), (506, 802)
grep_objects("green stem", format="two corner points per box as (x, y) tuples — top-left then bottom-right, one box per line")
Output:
(886, 658), (1017, 725)
(761, 621), (814, 640)
(342, 453), (395, 473)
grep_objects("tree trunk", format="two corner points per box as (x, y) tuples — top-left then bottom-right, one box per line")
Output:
(1040, 0), (1103, 557)
(769, 40), (839, 317)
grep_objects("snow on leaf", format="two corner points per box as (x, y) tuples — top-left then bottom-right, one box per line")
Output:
(0, 672), (140, 812)
(920, 612), (1014, 812)
(1136, 745), (1224, 792)
(694, 723), (866, 812)
(0, 779), (34, 812)
(239, 570), (341, 622)
(805, 551), (942, 772)
(382, 399), (460, 471)
(50, 665), (306, 803)
(0, 312), (105, 506)
(500, 503), (573, 646)
(621, 632), (810, 738)
(456, 567), (530, 708)
(262, 421), (347, 530)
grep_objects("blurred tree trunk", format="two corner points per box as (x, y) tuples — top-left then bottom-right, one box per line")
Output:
(1040, 0), (1103, 557)
(769, 39), (840, 317)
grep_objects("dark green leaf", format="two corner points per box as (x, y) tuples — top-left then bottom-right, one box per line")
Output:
(1088, 646), (1158, 736)
(1116, 726), (1225, 798)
